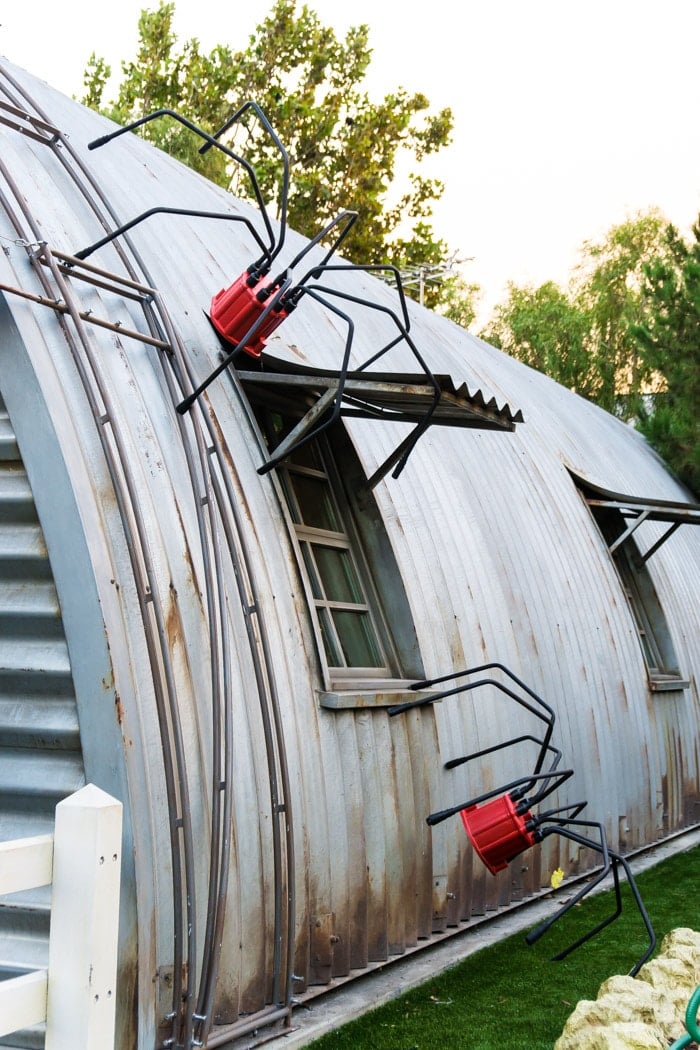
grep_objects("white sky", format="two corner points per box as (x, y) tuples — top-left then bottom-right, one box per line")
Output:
(2, 0), (699, 321)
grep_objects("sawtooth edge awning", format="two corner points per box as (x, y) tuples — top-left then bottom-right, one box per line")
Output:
(236, 354), (524, 485)
(238, 353), (524, 432)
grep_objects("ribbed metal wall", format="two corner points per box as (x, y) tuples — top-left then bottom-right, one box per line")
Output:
(0, 57), (698, 1050)
(0, 390), (85, 1050)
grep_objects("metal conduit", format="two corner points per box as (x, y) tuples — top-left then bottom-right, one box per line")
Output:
(0, 73), (199, 1039)
(152, 341), (230, 1048)
(1, 64), (296, 1047)
(145, 277), (296, 1030)
(92, 241), (295, 1039)
(0, 159), (198, 1050)
(129, 294), (296, 1042)
(0, 163), (198, 1039)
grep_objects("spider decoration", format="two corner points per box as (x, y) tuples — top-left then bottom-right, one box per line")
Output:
(388, 663), (656, 976)
(77, 102), (442, 477)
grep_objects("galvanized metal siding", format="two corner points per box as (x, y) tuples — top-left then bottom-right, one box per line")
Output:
(0, 387), (84, 831)
(0, 390), (85, 1050)
(0, 60), (299, 1046)
(1, 58), (698, 1047)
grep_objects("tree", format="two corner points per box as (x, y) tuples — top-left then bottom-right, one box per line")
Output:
(438, 274), (482, 331)
(573, 209), (673, 414)
(481, 210), (674, 414)
(81, 0), (455, 298)
(479, 210), (698, 491)
(479, 280), (596, 397)
(632, 219), (700, 496)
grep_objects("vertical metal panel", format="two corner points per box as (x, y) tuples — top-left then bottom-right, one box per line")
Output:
(0, 391), (85, 1050)
(0, 390), (84, 824)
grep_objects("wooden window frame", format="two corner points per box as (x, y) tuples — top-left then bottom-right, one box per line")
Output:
(573, 475), (693, 692)
(246, 392), (425, 700)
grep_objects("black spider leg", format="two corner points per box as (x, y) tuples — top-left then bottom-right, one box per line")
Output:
(530, 800), (588, 828)
(553, 855), (625, 960)
(589, 851), (655, 975)
(199, 100), (290, 276)
(289, 281), (434, 382)
(297, 262), (432, 377)
(255, 289), (356, 473)
(426, 768), (575, 827)
(86, 108), (279, 270)
(72, 208), (270, 263)
(283, 258), (439, 478)
(388, 672), (556, 780)
(524, 818), (656, 975)
(296, 258), (409, 320)
(176, 275), (294, 414)
(282, 279), (442, 479)
(445, 737), (564, 811)
(525, 818), (612, 945)
(408, 663), (557, 777)
(445, 736), (562, 774)
(541, 840), (654, 975)
(281, 211), (359, 283)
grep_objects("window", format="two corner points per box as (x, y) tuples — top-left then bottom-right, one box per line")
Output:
(276, 423), (391, 675)
(236, 348), (522, 705)
(574, 475), (695, 691)
(250, 399), (424, 700)
(593, 503), (681, 685)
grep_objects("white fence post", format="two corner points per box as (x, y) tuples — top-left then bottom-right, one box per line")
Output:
(44, 783), (122, 1050)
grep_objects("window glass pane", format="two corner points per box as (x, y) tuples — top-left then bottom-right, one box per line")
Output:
(288, 439), (323, 470)
(638, 629), (657, 671)
(589, 501), (680, 679)
(300, 543), (322, 600)
(619, 556), (665, 671)
(251, 399), (402, 678)
(313, 544), (363, 604)
(318, 606), (343, 666)
(289, 472), (340, 531)
(264, 411), (285, 442)
(333, 609), (384, 667)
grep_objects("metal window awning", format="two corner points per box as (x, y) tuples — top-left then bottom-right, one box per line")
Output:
(237, 353), (524, 485)
(575, 474), (700, 564)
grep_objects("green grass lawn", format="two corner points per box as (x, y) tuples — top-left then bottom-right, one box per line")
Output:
(309, 844), (700, 1050)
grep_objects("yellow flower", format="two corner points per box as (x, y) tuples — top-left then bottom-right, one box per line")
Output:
(550, 867), (565, 889)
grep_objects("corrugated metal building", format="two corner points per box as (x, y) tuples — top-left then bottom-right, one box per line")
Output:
(0, 59), (698, 1050)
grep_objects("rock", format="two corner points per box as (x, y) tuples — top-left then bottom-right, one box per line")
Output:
(554, 1019), (667, 1049)
(553, 927), (700, 1049)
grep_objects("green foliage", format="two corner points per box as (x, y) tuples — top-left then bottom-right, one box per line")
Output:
(81, 0), (458, 285)
(481, 280), (595, 398)
(574, 209), (673, 413)
(480, 209), (698, 490)
(632, 219), (700, 496)
(309, 846), (700, 1049)
(481, 210), (676, 413)
(439, 275), (481, 330)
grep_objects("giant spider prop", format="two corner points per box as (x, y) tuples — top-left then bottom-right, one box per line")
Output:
(77, 102), (442, 476)
(388, 663), (656, 976)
